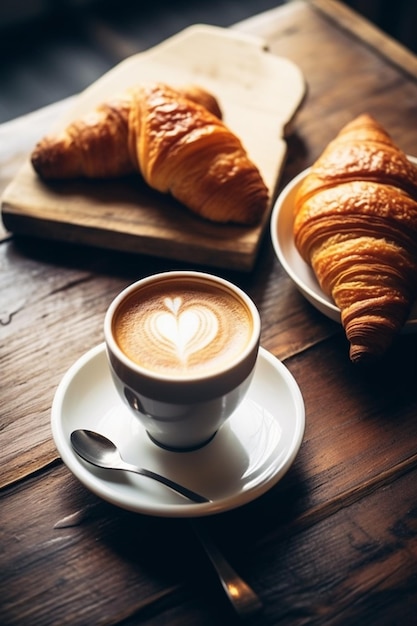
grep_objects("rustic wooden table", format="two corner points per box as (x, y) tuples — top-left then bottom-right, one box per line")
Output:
(2, 1), (417, 624)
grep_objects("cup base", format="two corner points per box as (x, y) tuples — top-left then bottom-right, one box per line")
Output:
(146, 430), (218, 452)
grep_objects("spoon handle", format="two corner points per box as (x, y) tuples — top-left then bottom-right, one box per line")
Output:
(123, 463), (210, 504)
(192, 522), (263, 618)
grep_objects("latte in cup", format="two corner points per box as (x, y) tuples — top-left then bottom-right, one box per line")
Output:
(113, 276), (253, 378)
(104, 271), (260, 450)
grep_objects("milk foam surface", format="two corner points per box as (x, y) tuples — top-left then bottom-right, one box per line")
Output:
(114, 280), (252, 377)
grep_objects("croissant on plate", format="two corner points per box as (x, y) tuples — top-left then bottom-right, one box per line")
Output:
(293, 113), (417, 363)
(31, 82), (269, 225)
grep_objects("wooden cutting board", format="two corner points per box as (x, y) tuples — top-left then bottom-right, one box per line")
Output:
(1, 24), (305, 271)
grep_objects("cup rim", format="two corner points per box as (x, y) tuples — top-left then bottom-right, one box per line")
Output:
(104, 270), (261, 386)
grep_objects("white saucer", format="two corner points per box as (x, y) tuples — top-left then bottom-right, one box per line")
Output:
(51, 344), (305, 518)
(270, 157), (417, 332)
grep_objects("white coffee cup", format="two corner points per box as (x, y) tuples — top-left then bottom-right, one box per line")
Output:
(104, 271), (261, 450)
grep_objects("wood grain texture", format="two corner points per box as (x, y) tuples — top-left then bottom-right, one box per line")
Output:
(2, 1), (417, 625)
(2, 164), (267, 270)
(2, 424), (417, 625)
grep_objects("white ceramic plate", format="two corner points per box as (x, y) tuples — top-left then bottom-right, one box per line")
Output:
(270, 157), (417, 331)
(51, 344), (305, 518)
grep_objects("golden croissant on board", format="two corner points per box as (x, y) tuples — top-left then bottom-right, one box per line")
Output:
(31, 82), (269, 225)
(293, 113), (417, 363)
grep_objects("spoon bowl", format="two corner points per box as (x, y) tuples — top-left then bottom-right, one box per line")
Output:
(70, 429), (210, 503)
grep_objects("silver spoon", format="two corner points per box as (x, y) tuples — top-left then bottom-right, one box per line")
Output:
(70, 429), (209, 503)
(70, 428), (263, 618)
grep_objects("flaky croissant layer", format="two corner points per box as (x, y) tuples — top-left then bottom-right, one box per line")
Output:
(31, 82), (269, 225)
(294, 113), (417, 363)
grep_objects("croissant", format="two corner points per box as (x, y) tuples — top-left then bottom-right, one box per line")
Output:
(31, 82), (268, 225)
(293, 113), (417, 363)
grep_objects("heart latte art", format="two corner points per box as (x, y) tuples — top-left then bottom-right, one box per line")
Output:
(113, 279), (253, 376)
(149, 297), (219, 365)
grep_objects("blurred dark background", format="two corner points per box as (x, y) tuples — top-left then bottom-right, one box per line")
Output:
(0, 0), (416, 124)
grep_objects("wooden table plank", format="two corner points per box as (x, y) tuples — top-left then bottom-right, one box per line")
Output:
(311, 0), (417, 79)
(237, 0), (417, 80)
(250, 1), (417, 164)
(2, 436), (417, 625)
(2, 2), (417, 625)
